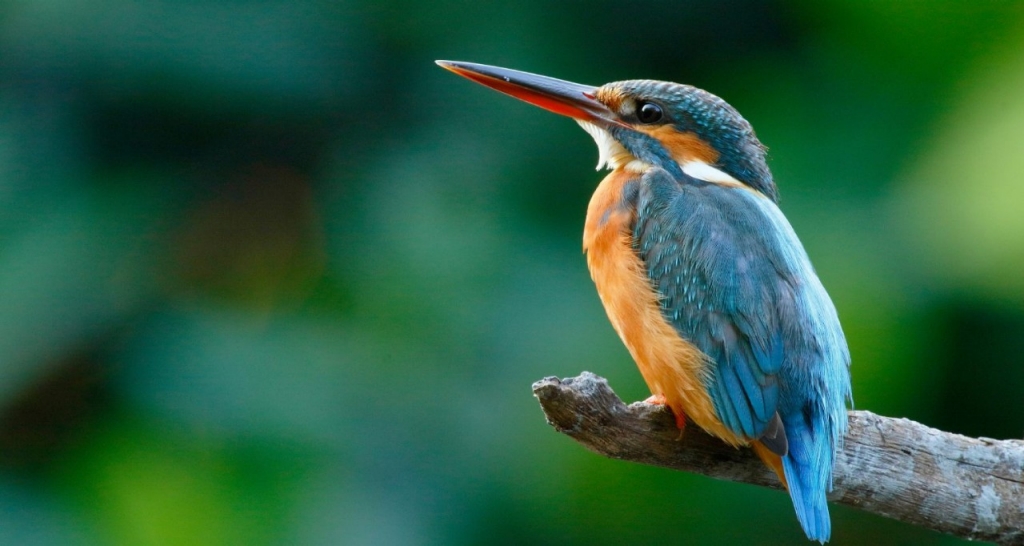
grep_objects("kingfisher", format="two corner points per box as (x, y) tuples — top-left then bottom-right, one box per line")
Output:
(437, 60), (852, 543)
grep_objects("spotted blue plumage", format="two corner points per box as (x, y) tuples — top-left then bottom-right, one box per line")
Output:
(633, 167), (852, 543)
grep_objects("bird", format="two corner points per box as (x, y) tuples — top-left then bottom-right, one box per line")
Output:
(437, 60), (852, 543)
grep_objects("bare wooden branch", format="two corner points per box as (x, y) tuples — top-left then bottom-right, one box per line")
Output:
(532, 372), (1024, 545)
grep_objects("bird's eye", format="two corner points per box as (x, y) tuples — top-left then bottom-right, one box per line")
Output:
(637, 102), (663, 124)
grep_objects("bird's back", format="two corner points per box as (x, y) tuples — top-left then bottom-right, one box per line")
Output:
(631, 167), (851, 543)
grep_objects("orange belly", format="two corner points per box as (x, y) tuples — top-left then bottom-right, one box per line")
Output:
(582, 170), (745, 447)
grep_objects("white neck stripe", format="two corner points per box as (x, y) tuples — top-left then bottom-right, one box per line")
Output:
(681, 161), (742, 186)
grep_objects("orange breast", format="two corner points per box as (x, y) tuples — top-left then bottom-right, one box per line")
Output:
(582, 170), (744, 447)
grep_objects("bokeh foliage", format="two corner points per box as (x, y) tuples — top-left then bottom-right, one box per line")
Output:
(1, 1), (1022, 544)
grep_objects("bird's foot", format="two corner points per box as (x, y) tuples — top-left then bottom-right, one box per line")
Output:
(643, 394), (686, 438)
(643, 394), (668, 405)
(672, 411), (687, 439)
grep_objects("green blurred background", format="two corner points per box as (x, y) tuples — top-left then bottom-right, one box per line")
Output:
(1, 1), (1022, 544)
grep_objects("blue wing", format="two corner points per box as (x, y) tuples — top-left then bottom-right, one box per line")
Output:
(633, 168), (844, 452)
(633, 168), (851, 542)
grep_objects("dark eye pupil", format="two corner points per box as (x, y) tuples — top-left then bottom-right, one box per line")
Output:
(638, 102), (663, 123)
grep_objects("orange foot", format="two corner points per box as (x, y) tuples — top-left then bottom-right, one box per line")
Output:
(672, 411), (687, 439)
(643, 394), (686, 437)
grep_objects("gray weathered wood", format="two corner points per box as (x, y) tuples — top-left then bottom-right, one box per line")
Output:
(532, 372), (1024, 545)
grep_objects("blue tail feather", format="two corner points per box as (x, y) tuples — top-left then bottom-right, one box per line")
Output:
(781, 413), (832, 543)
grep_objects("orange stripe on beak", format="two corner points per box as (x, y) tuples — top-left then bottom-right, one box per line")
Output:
(436, 61), (620, 127)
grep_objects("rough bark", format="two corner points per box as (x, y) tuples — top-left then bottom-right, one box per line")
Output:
(532, 372), (1024, 545)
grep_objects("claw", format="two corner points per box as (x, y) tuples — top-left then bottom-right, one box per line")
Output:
(673, 410), (687, 438)
(643, 394), (668, 405)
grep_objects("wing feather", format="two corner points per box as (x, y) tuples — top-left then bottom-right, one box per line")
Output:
(635, 168), (792, 451)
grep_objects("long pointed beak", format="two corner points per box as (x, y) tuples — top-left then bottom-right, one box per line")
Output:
(436, 60), (618, 126)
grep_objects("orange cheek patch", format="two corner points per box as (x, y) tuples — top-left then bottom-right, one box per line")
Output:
(642, 126), (719, 165)
(595, 87), (625, 112)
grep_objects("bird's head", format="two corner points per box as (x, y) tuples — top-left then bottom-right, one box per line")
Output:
(437, 61), (776, 201)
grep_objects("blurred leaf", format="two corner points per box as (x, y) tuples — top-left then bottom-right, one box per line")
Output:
(58, 416), (310, 546)
(892, 36), (1024, 303)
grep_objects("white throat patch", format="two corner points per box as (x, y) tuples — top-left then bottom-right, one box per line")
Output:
(575, 120), (649, 173)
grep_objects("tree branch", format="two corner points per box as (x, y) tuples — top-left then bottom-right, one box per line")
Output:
(532, 372), (1024, 545)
